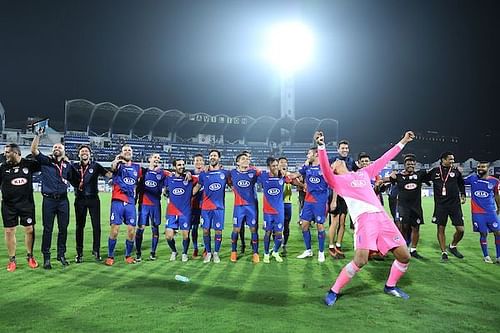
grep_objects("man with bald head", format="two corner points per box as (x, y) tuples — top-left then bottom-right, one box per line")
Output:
(31, 130), (72, 269)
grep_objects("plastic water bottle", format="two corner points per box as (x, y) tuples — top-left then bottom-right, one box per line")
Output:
(174, 274), (189, 283)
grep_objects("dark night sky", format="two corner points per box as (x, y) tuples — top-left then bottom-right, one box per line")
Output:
(1, 0), (499, 160)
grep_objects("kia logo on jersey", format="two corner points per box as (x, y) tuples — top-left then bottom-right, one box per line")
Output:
(309, 177), (321, 184)
(123, 177), (136, 185)
(474, 190), (489, 198)
(11, 178), (28, 186)
(404, 183), (417, 190)
(145, 180), (158, 187)
(350, 179), (368, 188)
(209, 183), (222, 191)
(237, 180), (251, 187)
(267, 188), (280, 195)
(172, 188), (185, 195)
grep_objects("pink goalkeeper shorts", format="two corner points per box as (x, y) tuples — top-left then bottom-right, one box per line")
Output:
(354, 211), (406, 255)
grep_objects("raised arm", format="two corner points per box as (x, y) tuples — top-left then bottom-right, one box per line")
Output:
(314, 131), (336, 190)
(364, 131), (415, 179)
(31, 130), (42, 156)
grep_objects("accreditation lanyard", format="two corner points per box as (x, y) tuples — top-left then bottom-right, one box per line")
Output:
(79, 163), (90, 191)
(439, 165), (452, 196)
(53, 161), (68, 185)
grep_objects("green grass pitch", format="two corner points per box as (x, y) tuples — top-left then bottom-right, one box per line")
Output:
(0, 193), (499, 332)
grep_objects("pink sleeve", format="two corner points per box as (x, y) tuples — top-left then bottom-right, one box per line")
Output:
(365, 143), (404, 179)
(318, 147), (336, 189)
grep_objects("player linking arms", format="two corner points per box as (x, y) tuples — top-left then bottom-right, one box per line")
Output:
(315, 130), (415, 307)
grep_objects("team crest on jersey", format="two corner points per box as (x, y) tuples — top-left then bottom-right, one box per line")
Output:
(26, 218), (32, 224)
(416, 218), (421, 224)
(278, 223), (282, 229)
(156, 174), (162, 180)
(89, 168), (94, 174)
(133, 171), (138, 177)
(278, 179), (284, 186)
(409, 174), (417, 180)
(183, 180), (188, 186)
(220, 173), (225, 180)
(22, 168), (29, 174)
(493, 223), (498, 228)
(249, 173), (254, 179)
(487, 183), (493, 190)
(14, 167), (19, 173)
(183, 223), (188, 228)
(11, 178), (28, 186)
(449, 172), (455, 178)
(215, 222), (221, 228)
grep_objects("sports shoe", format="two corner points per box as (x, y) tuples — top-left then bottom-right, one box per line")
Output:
(149, 252), (157, 261)
(181, 254), (189, 262)
(324, 290), (338, 307)
(192, 248), (199, 259)
(281, 245), (287, 257)
(213, 252), (221, 263)
(170, 252), (177, 261)
(296, 249), (313, 259)
(441, 252), (449, 263)
(27, 256), (39, 269)
(135, 255), (142, 263)
(263, 254), (270, 263)
(272, 251), (283, 263)
(448, 245), (464, 259)
(328, 247), (337, 258)
(43, 259), (52, 269)
(384, 286), (410, 300)
(496, 257), (500, 264)
(410, 250), (424, 259)
(252, 253), (260, 263)
(92, 251), (102, 261)
(124, 256), (136, 264)
(484, 256), (493, 264)
(75, 255), (83, 263)
(318, 251), (325, 263)
(202, 249), (207, 258)
(334, 247), (346, 259)
(203, 253), (212, 263)
(230, 251), (238, 263)
(104, 257), (114, 266)
(57, 256), (70, 267)
(7, 261), (16, 272)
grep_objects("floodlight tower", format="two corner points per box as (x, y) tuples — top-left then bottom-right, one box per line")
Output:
(265, 22), (314, 144)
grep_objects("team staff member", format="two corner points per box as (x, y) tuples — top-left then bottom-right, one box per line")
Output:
(1, 143), (40, 272)
(428, 152), (466, 262)
(31, 130), (71, 269)
(69, 144), (111, 263)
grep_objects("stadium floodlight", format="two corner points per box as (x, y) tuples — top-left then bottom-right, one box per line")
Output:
(264, 21), (314, 76)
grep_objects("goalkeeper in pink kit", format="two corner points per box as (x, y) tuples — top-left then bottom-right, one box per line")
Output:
(315, 130), (415, 306)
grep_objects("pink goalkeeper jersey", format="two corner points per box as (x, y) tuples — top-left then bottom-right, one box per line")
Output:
(318, 143), (405, 224)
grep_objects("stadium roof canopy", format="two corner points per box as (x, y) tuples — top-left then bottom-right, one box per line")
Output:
(65, 99), (338, 144)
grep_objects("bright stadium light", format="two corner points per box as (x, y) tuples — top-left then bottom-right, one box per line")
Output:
(264, 21), (314, 75)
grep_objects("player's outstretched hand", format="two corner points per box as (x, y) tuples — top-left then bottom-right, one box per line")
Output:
(401, 131), (415, 144)
(314, 131), (325, 146)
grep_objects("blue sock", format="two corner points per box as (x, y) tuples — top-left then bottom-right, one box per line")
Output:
(167, 239), (177, 252)
(251, 232), (259, 254)
(303, 230), (312, 250)
(182, 238), (190, 255)
(273, 234), (282, 253)
(108, 238), (117, 258)
(264, 233), (270, 254)
(215, 234), (222, 252)
(203, 234), (211, 253)
(318, 230), (326, 252)
(135, 228), (144, 254)
(151, 226), (159, 253)
(125, 239), (134, 257)
(231, 231), (238, 252)
(192, 226), (198, 250)
(480, 234), (488, 257)
(495, 235), (500, 258)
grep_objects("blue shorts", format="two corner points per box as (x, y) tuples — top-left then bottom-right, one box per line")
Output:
(472, 213), (500, 233)
(166, 215), (191, 231)
(201, 209), (225, 231)
(299, 201), (327, 224)
(110, 200), (137, 226)
(263, 213), (284, 232)
(233, 205), (257, 229)
(138, 205), (161, 227)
